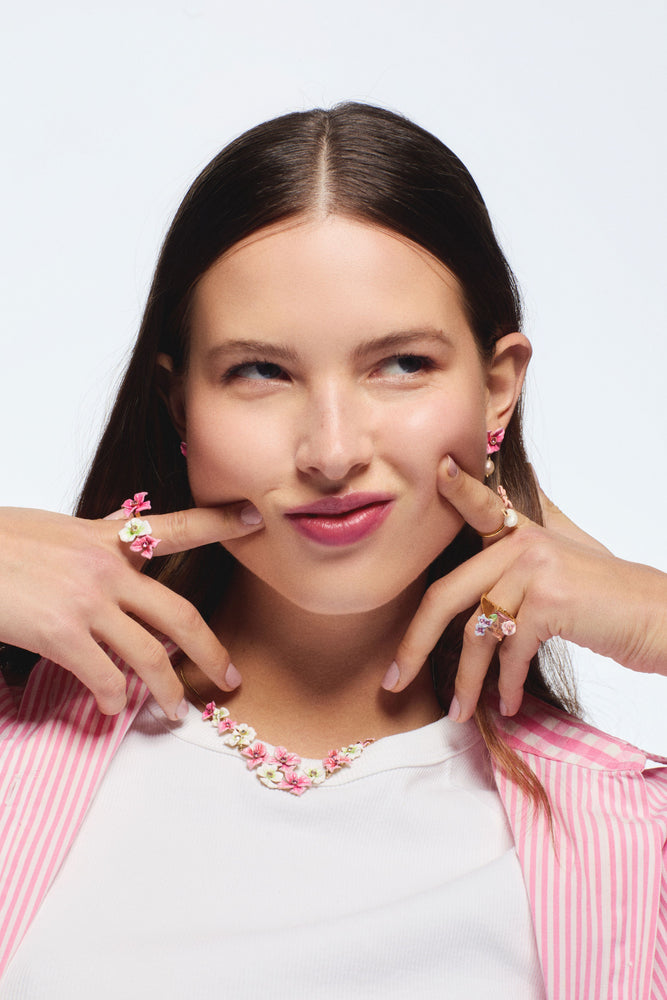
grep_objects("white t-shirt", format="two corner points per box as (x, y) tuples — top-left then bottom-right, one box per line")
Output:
(3, 698), (546, 999)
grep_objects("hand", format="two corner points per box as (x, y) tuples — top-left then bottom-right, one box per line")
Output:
(0, 503), (263, 720)
(386, 457), (667, 722)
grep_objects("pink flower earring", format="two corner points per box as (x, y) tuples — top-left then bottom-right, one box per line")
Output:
(485, 427), (505, 477)
(180, 441), (188, 457)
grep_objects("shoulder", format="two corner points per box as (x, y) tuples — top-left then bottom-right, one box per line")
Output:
(494, 693), (664, 772)
(493, 694), (667, 819)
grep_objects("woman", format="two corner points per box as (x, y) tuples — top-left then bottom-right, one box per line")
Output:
(1, 103), (667, 999)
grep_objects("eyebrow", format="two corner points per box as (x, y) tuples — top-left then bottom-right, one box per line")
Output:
(205, 340), (300, 365)
(204, 328), (454, 365)
(351, 328), (454, 360)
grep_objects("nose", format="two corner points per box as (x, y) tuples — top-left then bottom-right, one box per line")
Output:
(295, 381), (374, 483)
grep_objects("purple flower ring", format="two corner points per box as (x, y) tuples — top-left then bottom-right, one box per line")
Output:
(478, 594), (518, 643)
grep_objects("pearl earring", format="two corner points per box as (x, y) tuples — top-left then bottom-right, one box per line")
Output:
(485, 427), (505, 477)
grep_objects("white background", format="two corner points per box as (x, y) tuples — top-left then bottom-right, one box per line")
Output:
(2, 1), (666, 749)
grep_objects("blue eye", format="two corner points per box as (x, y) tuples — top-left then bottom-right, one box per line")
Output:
(227, 361), (286, 381)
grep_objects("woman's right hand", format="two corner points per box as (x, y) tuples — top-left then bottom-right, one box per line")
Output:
(0, 503), (263, 720)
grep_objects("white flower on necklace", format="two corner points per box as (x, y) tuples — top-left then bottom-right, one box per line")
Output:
(302, 764), (327, 785)
(256, 762), (284, 788)
(224, 723), (257, 749)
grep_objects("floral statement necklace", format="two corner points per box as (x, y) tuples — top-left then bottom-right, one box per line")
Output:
(178, 667), (374, 797)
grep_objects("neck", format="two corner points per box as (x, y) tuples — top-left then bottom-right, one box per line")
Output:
(181, 567), (442, 758)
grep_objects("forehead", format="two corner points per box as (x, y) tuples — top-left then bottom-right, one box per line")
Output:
(188, 215), (474, 351)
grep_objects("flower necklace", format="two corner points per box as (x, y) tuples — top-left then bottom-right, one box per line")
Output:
(177, 666), (374, 797)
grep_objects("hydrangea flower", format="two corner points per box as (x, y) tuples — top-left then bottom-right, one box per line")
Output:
(272, 747), (301, 770)
(278, 769), (312, 796)
(225, 723), (256, 749)
(256, 762), (284, 788)
(242, 742), (269, 769)
(121, 492), (152, 518)
(118, 518), (152, 542)
(323, 749), (348, 773)
(129, 534), (160, 559)
(475, 614), (495, 637)
(302, 764), (327, 785)
(486, 428), (505, 454)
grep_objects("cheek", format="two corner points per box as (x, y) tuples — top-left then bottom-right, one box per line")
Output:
(184, 400), (286, 505)
(389, 388), (487, 488)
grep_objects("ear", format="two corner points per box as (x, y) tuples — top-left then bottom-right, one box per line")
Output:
(484, 332), (532, 430)
(156, 353), (187, 438)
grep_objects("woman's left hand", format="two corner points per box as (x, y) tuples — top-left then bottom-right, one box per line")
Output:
(386, 456), (667, 722)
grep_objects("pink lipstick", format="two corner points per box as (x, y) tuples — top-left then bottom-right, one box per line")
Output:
(285, 493), (394, 546)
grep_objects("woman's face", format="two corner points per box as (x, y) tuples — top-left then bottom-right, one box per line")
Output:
(174, 215), (521, 615)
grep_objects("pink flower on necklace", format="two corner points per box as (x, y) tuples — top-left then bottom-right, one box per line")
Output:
(323, 749), (348, 774)
(242, 742), (269, 769)
(278, 769), (312, 796)
(272, 747), (301, 770)
(200, 699), (373, 795)
(121, 492), (152, 518)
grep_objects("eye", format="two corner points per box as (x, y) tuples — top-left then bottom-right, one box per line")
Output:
(377, 354), (434, 376)
(225, 361), (287, 381)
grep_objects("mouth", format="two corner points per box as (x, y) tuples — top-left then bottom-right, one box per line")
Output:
(284, 493), (395, 546)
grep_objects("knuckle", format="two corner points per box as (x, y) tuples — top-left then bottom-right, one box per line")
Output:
(94, 670), (127, 708)
(171, 598), (204, 634)
(419, 579), (447, 618)
(396, 634), (423, 667)
(136, 637), (170, 676)
(165, 509), (191, 548)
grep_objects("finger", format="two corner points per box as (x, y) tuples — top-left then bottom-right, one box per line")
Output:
(103, 509), (127, 522)
(47, 634), (131, 716)
(95, 609), (192, 720)
(454, 577), (525, 722)
(389, 534), (526, 691)
(437, 456), (526, 539)
(119, 573), (239, 694)
(105, 501), (263, 558)
(448, 607), (499, 721)
(496, 617), (542, 717)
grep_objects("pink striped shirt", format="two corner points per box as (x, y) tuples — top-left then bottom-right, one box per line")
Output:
(2, 654), (667, 998)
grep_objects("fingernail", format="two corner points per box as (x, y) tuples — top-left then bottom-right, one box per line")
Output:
(447, 695), (461, 721)
(499, 698), (509, 716)
(225, 661), (242, 688)
(174, 698), (189, 720)
(446, 456), (459, 478)
(240, 504), (263, 525)
(381, 661), (400, 691)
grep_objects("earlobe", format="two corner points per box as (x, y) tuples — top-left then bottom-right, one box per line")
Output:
(485, 332), (532, 429)
(156, 352), (187, 437)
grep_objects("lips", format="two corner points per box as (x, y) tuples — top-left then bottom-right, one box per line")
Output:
(285, 493), (395, 546)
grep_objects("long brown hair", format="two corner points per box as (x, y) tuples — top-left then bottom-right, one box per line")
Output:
(5, 103), (579, 804)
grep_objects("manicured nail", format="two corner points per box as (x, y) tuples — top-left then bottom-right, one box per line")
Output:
(381, 661), (400, 691)
(225, 661), (242, 688)
(175, 698), (189, 720)
(240, 504), (263, 525)
(447, 695), (461, 721)
(446, 456), (459, 478)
